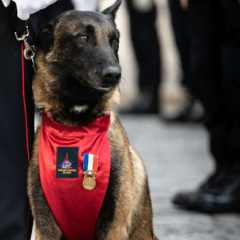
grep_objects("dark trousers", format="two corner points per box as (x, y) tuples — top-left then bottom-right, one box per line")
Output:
(0, 2), (37, 239)
(37, 0), (74, 31)
(126, 0), (161, 94)
(186, 0), (240, 173)
(168, 0), (190, 88)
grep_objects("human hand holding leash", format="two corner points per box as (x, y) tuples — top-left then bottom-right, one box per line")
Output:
(180, 0), (240, 9)
(180, 0), (188, 9)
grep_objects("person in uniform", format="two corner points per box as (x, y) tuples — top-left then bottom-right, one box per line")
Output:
(0, 1), (57, 239)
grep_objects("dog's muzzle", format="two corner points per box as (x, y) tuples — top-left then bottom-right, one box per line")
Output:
(102, 66), (121, 86)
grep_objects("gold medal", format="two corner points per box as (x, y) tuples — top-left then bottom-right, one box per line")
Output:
(82, 170), (97, 190)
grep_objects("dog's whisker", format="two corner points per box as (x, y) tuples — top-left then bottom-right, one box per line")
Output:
(119, 76), (128, 89)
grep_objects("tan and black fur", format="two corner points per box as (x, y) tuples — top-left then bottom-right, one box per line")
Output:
(28, 1), (157, 239)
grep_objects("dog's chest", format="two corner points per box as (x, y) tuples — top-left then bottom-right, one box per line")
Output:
(39, 112), (111, 240)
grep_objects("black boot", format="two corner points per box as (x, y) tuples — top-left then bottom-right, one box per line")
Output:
(172, 172), (240, 213)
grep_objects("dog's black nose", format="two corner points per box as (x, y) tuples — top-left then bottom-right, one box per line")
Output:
(102, 66), (121, 81)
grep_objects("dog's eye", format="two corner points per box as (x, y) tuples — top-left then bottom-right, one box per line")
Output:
(79, 35), (89, 42)
(112, 39), (119, 47)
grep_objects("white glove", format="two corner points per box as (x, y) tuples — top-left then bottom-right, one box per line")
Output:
(1, 0), (57, 20)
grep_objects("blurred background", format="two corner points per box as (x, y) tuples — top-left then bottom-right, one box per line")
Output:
(101, 0), (185, 115)
(101, 1), (240, 239)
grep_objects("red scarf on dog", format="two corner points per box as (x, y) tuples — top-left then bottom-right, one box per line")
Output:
(39, 111), (111, 240)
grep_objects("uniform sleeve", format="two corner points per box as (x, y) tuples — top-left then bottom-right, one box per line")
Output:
(1, 0), (58, 20)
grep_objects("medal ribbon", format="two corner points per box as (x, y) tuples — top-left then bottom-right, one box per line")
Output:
(83, 153), (98, 173)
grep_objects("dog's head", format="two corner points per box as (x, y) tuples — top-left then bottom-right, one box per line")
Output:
(33, 0), (122, 126)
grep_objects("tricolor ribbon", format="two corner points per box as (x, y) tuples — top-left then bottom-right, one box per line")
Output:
(83, 153), (98, 173)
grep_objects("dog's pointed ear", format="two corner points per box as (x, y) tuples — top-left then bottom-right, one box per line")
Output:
(101, 0), (122, 21)
(36, 19), (57, 53)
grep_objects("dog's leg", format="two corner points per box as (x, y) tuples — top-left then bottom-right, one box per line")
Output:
(107, 224), (130, 240)
(106, 217), (154, 240)
(28, 160), (62, 240)
(28, 129), (62, 240)
(153, 234), (159, 240)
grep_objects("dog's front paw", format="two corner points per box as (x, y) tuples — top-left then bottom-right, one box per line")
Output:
(35, 227), (62, 240)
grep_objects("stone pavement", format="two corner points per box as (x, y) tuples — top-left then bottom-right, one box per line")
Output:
(118, 114), (240, 240)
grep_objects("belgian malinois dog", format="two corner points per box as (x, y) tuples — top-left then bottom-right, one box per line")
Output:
(28, 0), (157, 239)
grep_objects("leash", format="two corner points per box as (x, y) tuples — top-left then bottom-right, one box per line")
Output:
(8, 1), (36, 71)
(15, 26), (36, 71)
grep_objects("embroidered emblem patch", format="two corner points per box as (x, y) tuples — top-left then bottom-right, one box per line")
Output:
(56, 147), (78, 178)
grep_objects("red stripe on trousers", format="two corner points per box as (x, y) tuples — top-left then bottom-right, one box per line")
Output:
(21, 40), (31, 240)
